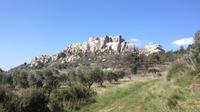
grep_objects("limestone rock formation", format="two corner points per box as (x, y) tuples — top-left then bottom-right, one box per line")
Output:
(140, 44), (165, 56)
(30, 35), (136, 67)
(30, 36), (165, 68)
(65, 35), (135, 54)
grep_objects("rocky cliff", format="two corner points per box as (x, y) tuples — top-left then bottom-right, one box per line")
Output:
(30, 36), (165, 68)
(65, 35), (135, 53)
(30, 35), (136, 67)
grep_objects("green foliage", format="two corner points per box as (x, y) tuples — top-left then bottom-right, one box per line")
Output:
(178, 46), (186, 56)
(167, 63), (187, 81)
(49, 82), (96, 111)
(76, 67), (95, 88)
(0, 86), (18, 112)
(27, 73), (37, 87)
(0, 73), (3, 84)
(0, 104), (6, 112)
(91, 68), (105, 86)
(149, 53), (162, 64)
(131, 66), (138, 75)
(41, 69), (59, 90)
(11, 70), (29, 88)
(0, 87), (7, 103)
(190, 30), (200, 71)
(1, 64), (129, 112)
(19, 88), (49, 112)
(173, 70), (195, 87)
(105, 69), (125, 83)
(167, 90), (184, 109)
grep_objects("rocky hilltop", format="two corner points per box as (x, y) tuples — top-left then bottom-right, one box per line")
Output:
(30, 36), (164, 68)
(30, 35), (136, 67)
(66, 35), (135, 53)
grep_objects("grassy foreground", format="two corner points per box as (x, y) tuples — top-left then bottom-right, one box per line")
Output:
(81, 74), (200, 112)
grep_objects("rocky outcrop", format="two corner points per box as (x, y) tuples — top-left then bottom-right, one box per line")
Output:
(30, 35), (136, 67)
(30, 36), (165, 68)
(140, 44), (165, 56)
(65, 35), (135, 54)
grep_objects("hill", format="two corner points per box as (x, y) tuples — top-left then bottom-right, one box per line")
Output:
(1, 30), (200, 112)
(11, 35), (164, 70)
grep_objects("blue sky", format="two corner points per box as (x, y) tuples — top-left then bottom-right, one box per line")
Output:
(0, 0), (200, 70)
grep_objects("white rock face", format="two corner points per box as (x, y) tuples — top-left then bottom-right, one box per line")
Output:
(30, 36), (165, 67)
(30, 35), (136, 67)
(65, 35), (135, 53)
(140, 44), (165, 56)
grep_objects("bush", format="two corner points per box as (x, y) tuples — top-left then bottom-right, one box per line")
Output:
(167, 63), (187, 81)
(106, 69), (125, 83)
(42, 69), (59, 90)
(91, 68), (105, 87)
(190, 30), (200, 71)
(0, 86), (18, 112)
(19, 88), (49, 112)
(11, 70), (29, 88)
(28, 69), (62, 89)
(0, 87), (8, 103)
(0, 103), (6, 112)
(27, 73), (37, 87)
(1, 73), (13, 86)
(49, 82), (96, 111)
(0, 73), (3, 84)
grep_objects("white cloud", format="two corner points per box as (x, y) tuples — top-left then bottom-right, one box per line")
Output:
(172, 37), (194, 46)
(129, 38), (141, 47)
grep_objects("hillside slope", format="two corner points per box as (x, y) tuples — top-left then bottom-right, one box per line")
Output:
(81, 74), (200, 112)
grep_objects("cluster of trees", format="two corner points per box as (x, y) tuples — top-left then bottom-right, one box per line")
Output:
(66, 67), (126, 88)
(2, 30), (199, 112)
(167, 30), (200, 81)
(0, 66), (126, 112)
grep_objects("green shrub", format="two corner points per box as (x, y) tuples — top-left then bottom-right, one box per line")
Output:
(0, 73), (12, 85)
(91, 68), (105, 87)
(0, 73), (3, 84)
(167, 63), (187, 81)
(190, 30), (200, 71)
(173, 70), (195, 87)
(0, 103), (6, 112)
(49, 82), (96, 111)
(11, 70), (29, 88)
(76, 67), (95, 88)
(106, 69), (125, 83)
(27, 73), (37, 87)
(19, 88), (49, 112)
(0, 86), (18, 112)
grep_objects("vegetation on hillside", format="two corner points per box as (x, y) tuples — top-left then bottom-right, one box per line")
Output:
(1, 30), (200, 112)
